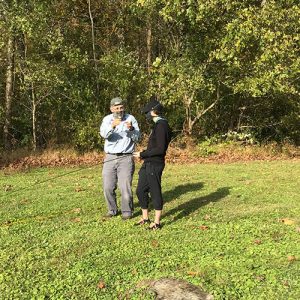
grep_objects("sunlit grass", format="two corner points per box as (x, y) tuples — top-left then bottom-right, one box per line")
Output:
(1, 160), (300, 299)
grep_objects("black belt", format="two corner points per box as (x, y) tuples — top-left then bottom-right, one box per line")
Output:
(108, 153), (132, 156)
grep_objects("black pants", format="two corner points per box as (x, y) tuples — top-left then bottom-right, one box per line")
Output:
(136, 162), (165, 210)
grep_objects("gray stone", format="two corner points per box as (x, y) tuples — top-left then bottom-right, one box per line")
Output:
(148, 278), (213, 300)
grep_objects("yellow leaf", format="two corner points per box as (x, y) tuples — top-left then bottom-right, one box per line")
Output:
(287, 255), (297, 262)
(97, 281), (106, 289)
(279, 218), (296, 225)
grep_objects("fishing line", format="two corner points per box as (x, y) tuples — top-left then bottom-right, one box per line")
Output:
(2, 155), (133, 199)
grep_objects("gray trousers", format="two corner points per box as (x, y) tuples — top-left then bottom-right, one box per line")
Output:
(102, 154), (135, 216)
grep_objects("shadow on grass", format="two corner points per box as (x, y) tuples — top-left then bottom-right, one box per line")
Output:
(164, 187), (230, 224)
(132, 182), (204, 218)
(163, 182), (204, 203)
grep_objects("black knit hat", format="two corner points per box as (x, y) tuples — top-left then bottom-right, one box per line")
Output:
(141, 97), (163, 114)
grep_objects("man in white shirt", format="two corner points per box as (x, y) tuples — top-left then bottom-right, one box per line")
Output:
(100, 97), (140, 219)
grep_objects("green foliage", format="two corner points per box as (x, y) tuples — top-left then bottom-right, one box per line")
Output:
(213, 2), (300, 97)
(1, 161), (300, 299)
(73, 114), (104, 152)
(149, 55), (216, 134)
(0, 0), (299, 149)
(196, 139), (219, 157)
(222, 130), (257, 145)
(99, 49), (147, 108)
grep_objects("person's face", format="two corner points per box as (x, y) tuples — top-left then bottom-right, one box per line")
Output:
(111, 104), (125, 119)
(110, 104), (124, 114)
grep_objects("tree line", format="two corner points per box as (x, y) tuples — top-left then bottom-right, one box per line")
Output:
(0, 0), (299, 151)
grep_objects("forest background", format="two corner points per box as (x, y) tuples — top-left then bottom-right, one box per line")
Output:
(1, 0), (299, 156)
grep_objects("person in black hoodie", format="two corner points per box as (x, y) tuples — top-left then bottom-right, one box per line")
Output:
(133, 98), (172, 230)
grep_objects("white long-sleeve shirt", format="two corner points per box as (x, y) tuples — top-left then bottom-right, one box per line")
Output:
(100, 113), (140, 154)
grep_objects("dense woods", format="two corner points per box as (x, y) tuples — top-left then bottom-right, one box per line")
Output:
(0, 0), (299, 151)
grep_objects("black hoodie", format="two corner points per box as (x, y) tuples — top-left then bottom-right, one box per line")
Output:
(140, 119), (172, 165)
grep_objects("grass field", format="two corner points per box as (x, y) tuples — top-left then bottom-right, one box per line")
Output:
(1, 160), (300, 299)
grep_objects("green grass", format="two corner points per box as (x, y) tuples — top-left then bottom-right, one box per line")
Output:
(1, 161), (300, 299)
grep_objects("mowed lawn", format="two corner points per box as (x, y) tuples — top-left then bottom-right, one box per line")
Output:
(1, 160), (299, 299)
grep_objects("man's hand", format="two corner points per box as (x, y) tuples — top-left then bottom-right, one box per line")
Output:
(112, 118), (121, 128)
(133, 151), (141, 158)
(124, 121), (133, 130)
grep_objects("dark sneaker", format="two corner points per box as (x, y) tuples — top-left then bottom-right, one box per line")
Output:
(147, 222), (161, 230)
(102, 213), (117, 220)
(134, 218), (151, 226)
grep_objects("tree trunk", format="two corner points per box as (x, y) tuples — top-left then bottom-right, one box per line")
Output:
(146, 23), (152, 75)
(31, 82), (37, 151)
(87, 0), (99, 96)
(184, 95), (192, 135)
(3, 36), (14, 150)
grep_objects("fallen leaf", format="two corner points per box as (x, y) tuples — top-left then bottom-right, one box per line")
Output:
(20, 199), (29, 204)
(204, 214), (211, 220)
(151, 240), (159, 248)
(279, 218), (296, 225)
(287, 255), (297, 262)
(187, 271), (199, 276)
(255, 275), (265, 282)
(254, 239), (262, 245)
(36, 216), (47, 221)
(71, 217), (81, 223)
(72, 208), (81, 213)
(75, 187), (84, 192)
(132, 269), (138, 275)
(295, 227), (300, 233)
(282, 280), (289, 287)
(199, 225), (209, 230)
(97, 281), (106, 289)
(4, 185), (13, 192)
